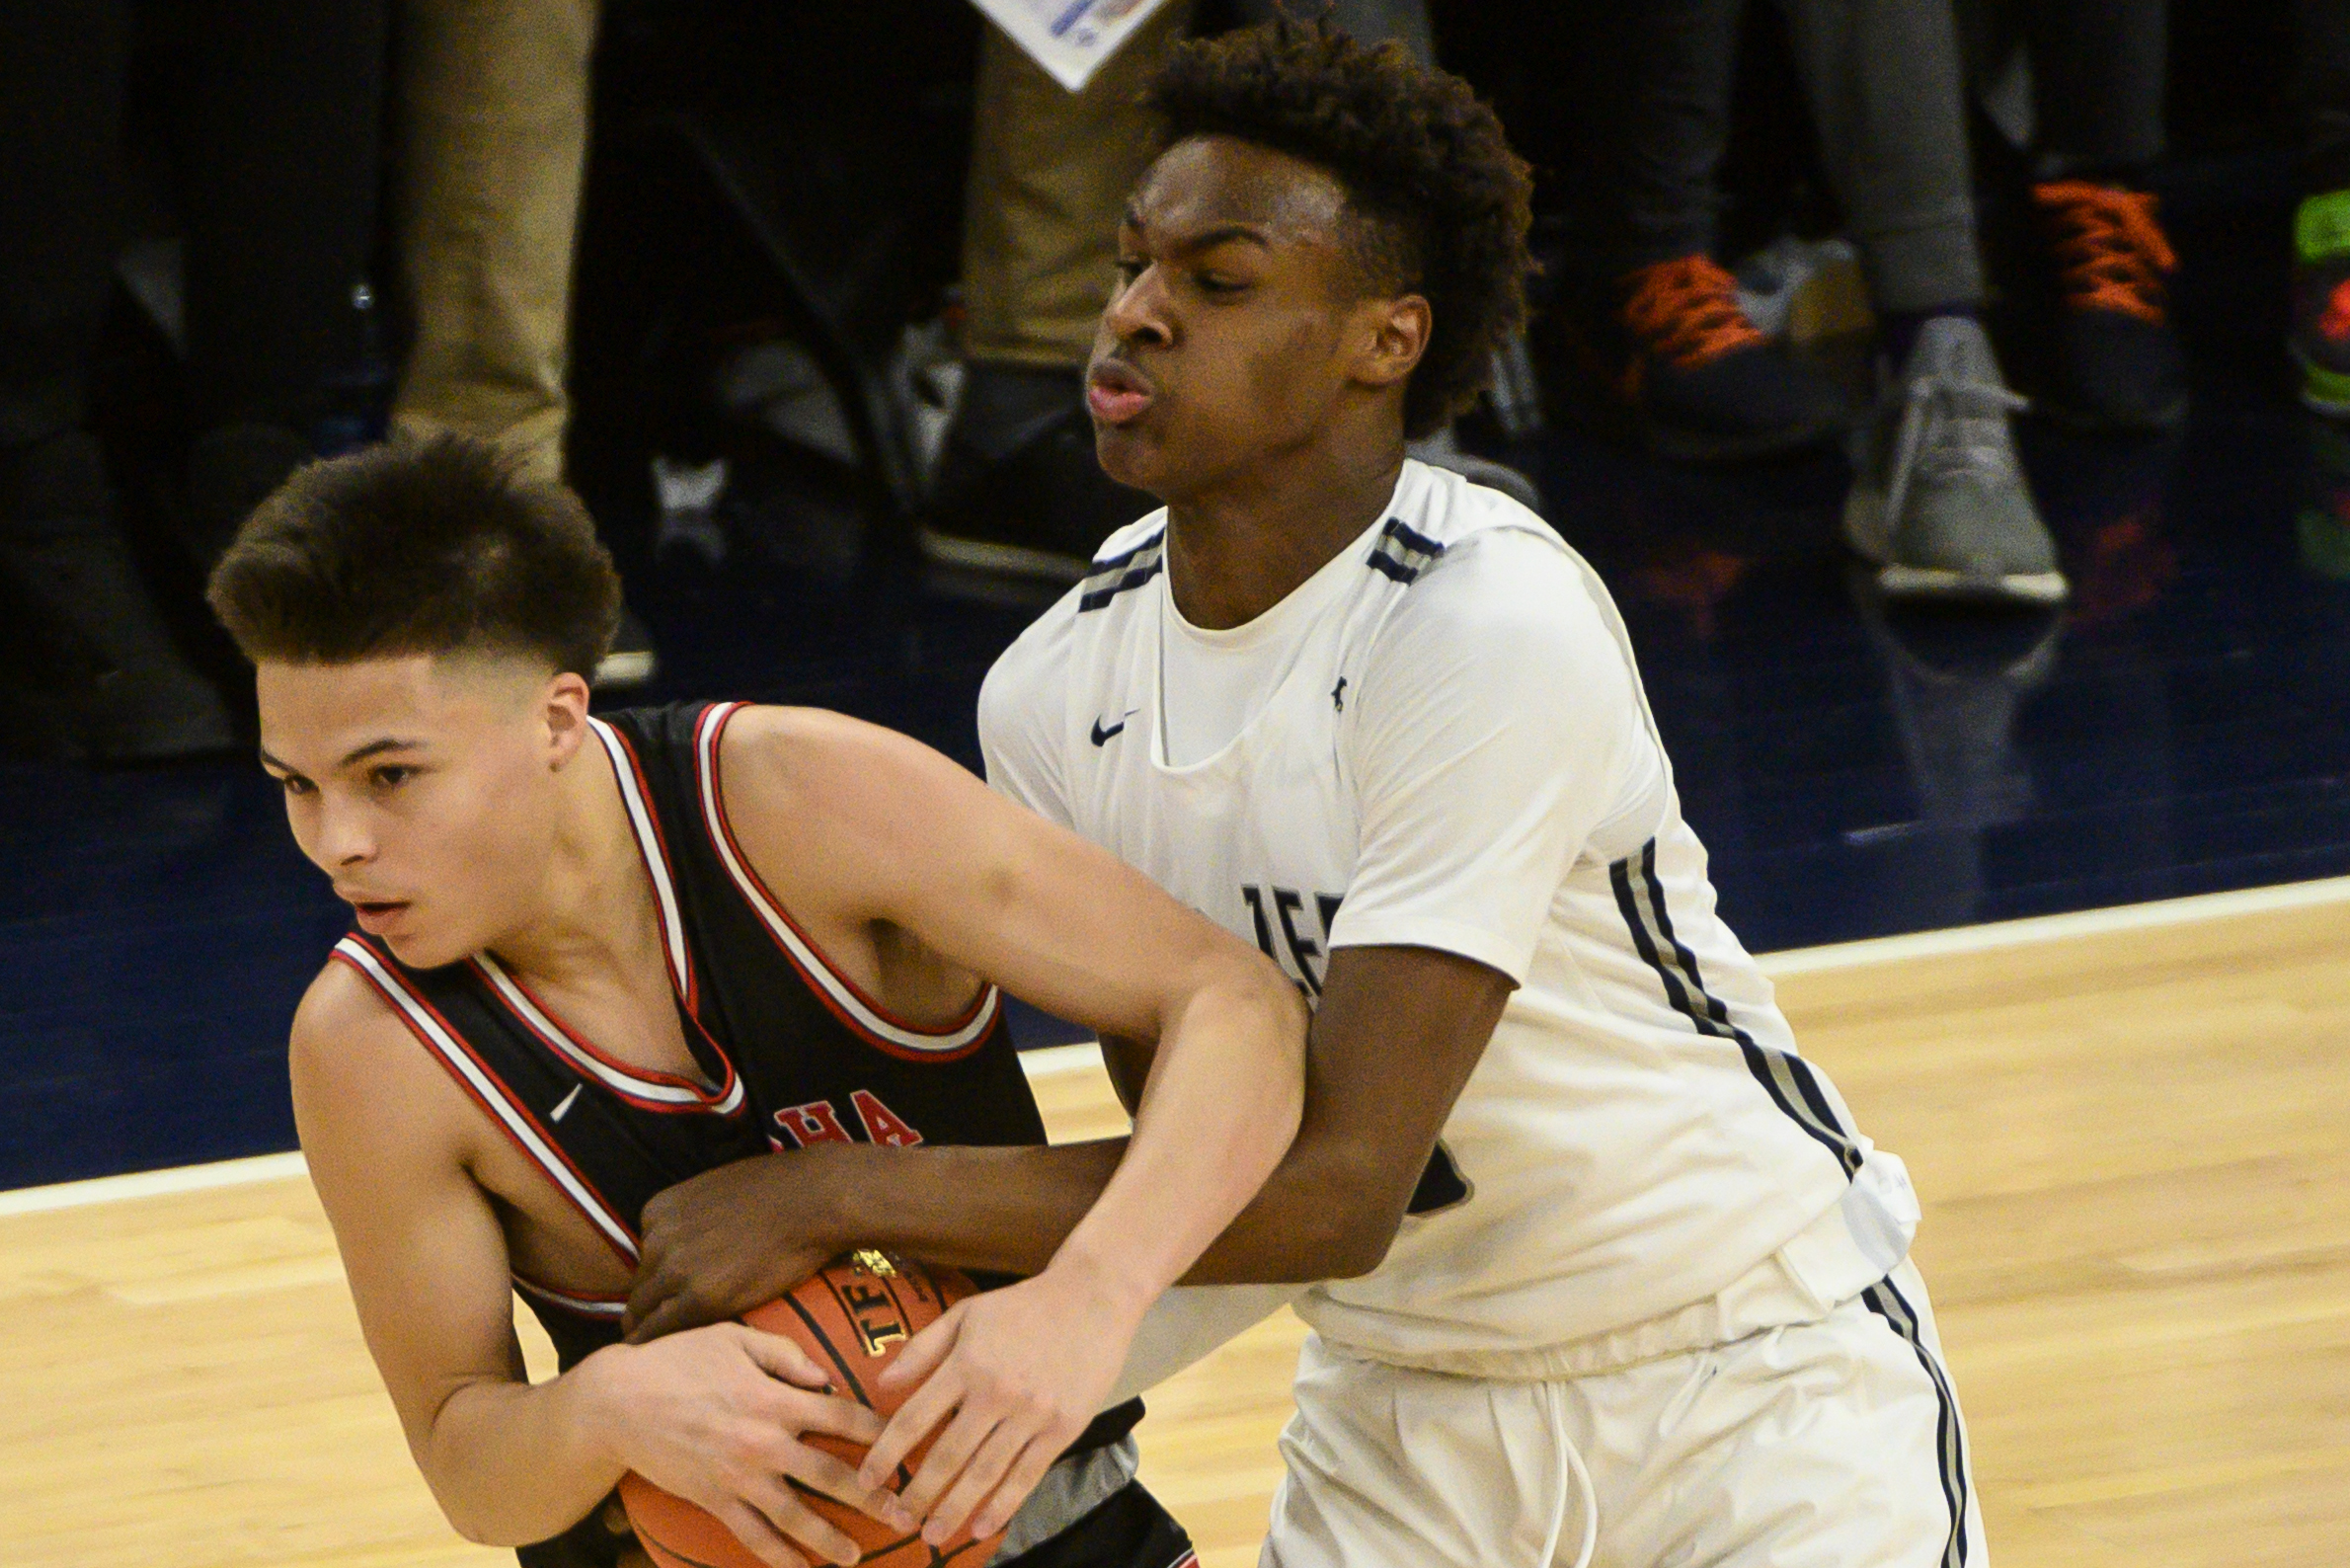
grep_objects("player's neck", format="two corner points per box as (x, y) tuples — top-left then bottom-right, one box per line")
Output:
(1163, 425), (1405, 630)
(482, 736), (666, 993)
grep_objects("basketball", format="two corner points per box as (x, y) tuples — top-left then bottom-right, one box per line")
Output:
(619, 1250), (1004, 1568)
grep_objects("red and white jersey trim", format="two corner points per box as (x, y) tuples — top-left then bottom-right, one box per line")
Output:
(512, 1273), (630, 1322)
(588, 716), (695, 1008)
(691, 701), (1000, 1058)
(334, 935), (641, 1264)
(472, 951), (747, 1116)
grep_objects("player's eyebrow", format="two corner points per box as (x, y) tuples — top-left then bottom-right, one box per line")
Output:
(258, 738), (422, 774)
(1122, 207), (1273, 257)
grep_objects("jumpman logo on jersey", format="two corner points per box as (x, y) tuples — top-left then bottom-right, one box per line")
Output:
(1331, 676), (1348, 712)
(1091, 709), (1137, 745)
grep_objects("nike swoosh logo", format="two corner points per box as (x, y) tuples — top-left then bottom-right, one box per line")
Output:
(1091, 710), (1136, 746)
(551, 1083), (584, 1122)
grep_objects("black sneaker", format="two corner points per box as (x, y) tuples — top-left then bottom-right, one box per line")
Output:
(2029, 181), (2188, 431)
(1611, 256), (1848, 461)
(920, 364), (1156, 583)
(0, 432), (235, 761)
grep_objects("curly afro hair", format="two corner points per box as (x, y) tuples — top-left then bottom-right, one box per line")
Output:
(1145, 20), (1535, 438)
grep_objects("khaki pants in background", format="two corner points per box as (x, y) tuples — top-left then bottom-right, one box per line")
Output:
(392, 0), (598, 483)
(959, 3), (1195, 372)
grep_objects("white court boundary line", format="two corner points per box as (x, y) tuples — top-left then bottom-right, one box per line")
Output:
(10, 874), (2348, 1218)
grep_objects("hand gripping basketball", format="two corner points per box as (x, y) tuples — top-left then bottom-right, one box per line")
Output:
(621, 1251), (1008, 1568)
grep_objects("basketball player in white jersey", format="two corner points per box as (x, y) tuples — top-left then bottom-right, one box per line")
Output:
(627, 21), (1984, 1567)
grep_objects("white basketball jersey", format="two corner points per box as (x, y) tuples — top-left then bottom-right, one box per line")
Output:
(980, 461), (1919, 1370)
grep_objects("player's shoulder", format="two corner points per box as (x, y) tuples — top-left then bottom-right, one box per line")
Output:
(707, 704), (959, 825)
(292, 951), (408, 1065)
(289, 950), (473, 1142)
(1375, 462), (1612, 647)
(983, 510), (1169, 718)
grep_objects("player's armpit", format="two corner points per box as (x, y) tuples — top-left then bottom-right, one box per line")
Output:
(1183, 943), (1514, 1284)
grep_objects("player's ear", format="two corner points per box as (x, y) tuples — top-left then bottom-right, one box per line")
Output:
(542, 670), (592, 770)
(1354, 293), (1431, 392)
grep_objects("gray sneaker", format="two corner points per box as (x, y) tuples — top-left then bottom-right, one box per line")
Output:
(1843, 318), (2067, 605)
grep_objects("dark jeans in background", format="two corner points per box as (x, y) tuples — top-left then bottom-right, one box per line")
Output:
(0, 0), (388, 450)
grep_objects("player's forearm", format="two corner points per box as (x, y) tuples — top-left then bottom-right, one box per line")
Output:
(1051, 969), (1307, 1307)
(418, 1354), (632, 1545)
(816, 1138), (1129, 1278)
(1180, 1135), (1407, 1283)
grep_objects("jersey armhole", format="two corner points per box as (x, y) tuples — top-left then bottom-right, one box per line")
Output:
(690, 702), (1003, 1062)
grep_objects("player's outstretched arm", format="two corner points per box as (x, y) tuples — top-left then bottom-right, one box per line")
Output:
(704, 707), (1309, 1547)
(290, 965), (912, 1567)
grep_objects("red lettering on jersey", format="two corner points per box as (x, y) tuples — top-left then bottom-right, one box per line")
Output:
(773, 1100), (853, 1147)
(850, 1089), (925, 1148)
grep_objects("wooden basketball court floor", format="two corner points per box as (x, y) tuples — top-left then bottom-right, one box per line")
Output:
(8, 881), (2349, 1568)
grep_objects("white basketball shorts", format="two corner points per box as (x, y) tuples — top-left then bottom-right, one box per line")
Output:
(1260, 1260), (1984, 1568)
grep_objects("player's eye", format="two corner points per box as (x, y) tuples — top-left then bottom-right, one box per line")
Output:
(1195, 271), (1246, 297)
(274, 773), (314, 798)
(1115, 257), (1147, 285)
(369, 764), (415, 790)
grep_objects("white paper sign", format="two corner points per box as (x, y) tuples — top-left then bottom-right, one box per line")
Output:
(969, 0), (1179, 92)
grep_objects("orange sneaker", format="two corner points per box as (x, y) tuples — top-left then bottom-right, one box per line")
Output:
(1610, 256), (1846, 460)
(2030, 181), (2188, 430)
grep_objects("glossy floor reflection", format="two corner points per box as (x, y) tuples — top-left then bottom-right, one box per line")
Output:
(9, 385), (2350, 1193)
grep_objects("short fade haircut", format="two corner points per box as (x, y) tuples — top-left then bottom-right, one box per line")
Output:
(206, 437), (621, 680)
(1146, 20), (1536, 438)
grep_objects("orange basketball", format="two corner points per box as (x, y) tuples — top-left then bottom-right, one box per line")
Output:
(620, 1250), (1004, 1568)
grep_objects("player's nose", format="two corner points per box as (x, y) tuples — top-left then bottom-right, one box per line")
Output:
(1103, 264), (1174, 352)
(313, 798), (377, 867)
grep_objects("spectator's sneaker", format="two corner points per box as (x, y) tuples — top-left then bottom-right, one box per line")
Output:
(920, 364), (1156, 582)
(2030, 181), (2188, 431)
(1614, 256), (1847, 461)
(1843, 318), (2068, 606)
(2291, 189), (2350, 418)
(592, 606), (658, 690)
(0, 432), (234, 760)
(2297, 414), (2350, 580)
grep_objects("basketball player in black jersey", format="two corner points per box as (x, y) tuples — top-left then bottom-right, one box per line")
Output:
(204, 438), (1305, 1568)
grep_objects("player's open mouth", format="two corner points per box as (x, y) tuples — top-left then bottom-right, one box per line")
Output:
(1085, 360), (1155, 427)
(347, 899), (410, 933)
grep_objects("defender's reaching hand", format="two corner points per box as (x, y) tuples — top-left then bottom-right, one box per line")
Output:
(626, 1152), (836, 1344)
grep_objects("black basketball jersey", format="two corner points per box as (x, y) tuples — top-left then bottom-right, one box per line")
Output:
(329, 701), (1077, 1369)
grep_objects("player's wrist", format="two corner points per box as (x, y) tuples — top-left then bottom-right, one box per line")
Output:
(568, 1342), (656, 1471)
(789, 1141), (861, 1256)
(1040, 1236), (1159, 1328)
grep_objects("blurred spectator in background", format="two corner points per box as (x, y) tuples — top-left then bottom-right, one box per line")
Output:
(923, 0), (1532, 582)
(392, 0), (592, 486)
(1566, 0), (2184, 604)
(1565, 0), (1852, 463)
(2292, 0), (2350, 416)
(1782, 0), (2065, 605)
(0, 0), (386, 759)
(389, 0), (655, 685)
(1961, 0), (2184, 431)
